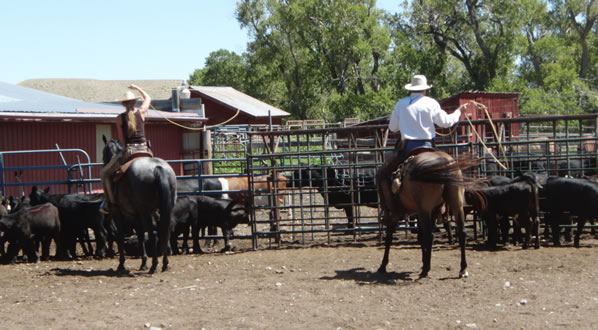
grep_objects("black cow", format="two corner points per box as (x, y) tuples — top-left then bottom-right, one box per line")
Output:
(290, 167), (378, 228)
(466, 172), (542, 249)
(0, 203), (61, 263)
(170, 196), (199, 255)
(540, 176), (598, 247)
(29, 187), (108, 259)
(193, 195), (249, 252)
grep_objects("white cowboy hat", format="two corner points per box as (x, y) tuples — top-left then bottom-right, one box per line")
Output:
(119, 91), (139, 102)
(405, 74), (432, 91)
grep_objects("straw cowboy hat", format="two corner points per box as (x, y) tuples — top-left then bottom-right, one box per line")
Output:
(119, 91), (139, 103)
(405, 74), (432, 91)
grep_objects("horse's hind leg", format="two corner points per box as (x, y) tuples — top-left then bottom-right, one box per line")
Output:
(418, 213), (433, 278)
(377, 224), (395, 274)
(447, 187), (468, 278)
(137, 229), (148, 271)
(148, 228), (159, 274)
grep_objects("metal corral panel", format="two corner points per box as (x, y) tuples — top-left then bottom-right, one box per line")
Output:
(0, 121), (186, 196)
(0, 121), (101, 196)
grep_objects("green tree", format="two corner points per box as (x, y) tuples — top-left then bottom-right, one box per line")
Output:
(188, 49), (247, 91)
(236, 0), (392, 119)
(407, 0), (525, 91)
(550, 0), (598, 79)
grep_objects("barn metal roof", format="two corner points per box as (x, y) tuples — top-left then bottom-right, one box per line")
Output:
(190, 86), (290, 118)
(0, 81), (204, 122)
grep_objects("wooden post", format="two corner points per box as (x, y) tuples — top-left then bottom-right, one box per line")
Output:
(201, 130), (213, 175)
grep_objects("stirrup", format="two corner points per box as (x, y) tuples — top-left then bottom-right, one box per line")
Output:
(99, 201), (111, 214)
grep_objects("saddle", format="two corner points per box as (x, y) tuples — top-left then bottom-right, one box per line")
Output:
(113, 145), (154, 183)
(391, 146), (437, 194)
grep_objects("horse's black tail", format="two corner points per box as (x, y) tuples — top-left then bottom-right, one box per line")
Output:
(409, 156), (486, 187)
(154, 166), (175, 256)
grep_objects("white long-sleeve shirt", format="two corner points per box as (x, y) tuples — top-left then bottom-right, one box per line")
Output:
(388, 93), (461, 140)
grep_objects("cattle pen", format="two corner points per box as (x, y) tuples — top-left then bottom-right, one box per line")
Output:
(1, 113), (598, 250)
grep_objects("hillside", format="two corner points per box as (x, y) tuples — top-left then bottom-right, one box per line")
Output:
(18, 78), (182, 103)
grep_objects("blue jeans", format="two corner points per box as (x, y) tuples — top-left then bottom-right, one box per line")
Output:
(398, 140), (433, 162)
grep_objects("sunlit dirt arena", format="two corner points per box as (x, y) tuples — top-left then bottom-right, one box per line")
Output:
(1, 231), (598, 329)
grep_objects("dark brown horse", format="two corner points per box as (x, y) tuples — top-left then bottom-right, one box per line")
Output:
(378, 150), (482, 278)
(103, 137), (177, 274)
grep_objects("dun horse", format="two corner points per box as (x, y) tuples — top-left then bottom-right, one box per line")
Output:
(378, 150), (482, 278)
(102, 137), (177, 273)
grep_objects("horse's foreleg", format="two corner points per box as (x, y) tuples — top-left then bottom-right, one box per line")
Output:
(377, 224), (395, 274)
(443, 220), (453, 245)
(114, 218), (127, 273)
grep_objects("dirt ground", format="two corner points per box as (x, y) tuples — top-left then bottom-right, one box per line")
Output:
(1, 229), (598, 329)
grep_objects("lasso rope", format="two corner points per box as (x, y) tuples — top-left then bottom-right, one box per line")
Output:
(150, 103), (241, 131)
(435, 101), (508, 170)
(461, 101), (509, 170)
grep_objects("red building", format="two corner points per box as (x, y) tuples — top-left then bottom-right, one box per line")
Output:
(438, 91), (520, 144)
(0, 82), (205, 196)
(188, 86), (290, 126)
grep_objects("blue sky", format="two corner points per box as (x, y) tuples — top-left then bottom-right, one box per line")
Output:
(0, 1), (401, 84)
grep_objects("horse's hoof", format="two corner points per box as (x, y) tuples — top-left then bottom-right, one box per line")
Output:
(149, 265), (157, 274)
(162, 264), (170, 272)
(419, 270), (429, 279)
(459, 270), (469, 278)
(116, 266), (129, 274)
(139, 265), (149, 271)
(377, 267), (387, 274)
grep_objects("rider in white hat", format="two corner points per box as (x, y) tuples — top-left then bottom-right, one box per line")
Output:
(376, 74), (462, 222)
(100, 84), (152, 214)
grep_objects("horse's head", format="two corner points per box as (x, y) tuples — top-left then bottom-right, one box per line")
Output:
(102, 134), (124, 165)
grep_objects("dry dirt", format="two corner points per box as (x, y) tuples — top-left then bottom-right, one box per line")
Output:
(1, 229), (598, 329)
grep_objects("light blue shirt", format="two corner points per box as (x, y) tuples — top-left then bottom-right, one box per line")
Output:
(388, 93), (461, 140)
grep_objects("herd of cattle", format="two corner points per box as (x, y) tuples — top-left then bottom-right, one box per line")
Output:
(0, 165), (597, 265)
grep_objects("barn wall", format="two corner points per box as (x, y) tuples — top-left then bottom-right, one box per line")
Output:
(0, 121), (100, 196)
(145, 122), (184, 175)
(0, 121), (186, 196)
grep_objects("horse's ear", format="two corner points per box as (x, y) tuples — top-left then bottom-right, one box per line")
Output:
(31, 186), (37, 193)
(102, 134), (107, 145)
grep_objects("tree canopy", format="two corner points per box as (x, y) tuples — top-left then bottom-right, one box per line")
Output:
(189, 0), (598, 120)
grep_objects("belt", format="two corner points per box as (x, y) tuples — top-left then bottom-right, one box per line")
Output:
(127, 142), (147, 147)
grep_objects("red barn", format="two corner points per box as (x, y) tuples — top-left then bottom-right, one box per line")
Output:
(438, 91), (520, 144)
(0, 82), (205, 196)
(188, 86), (290, 126)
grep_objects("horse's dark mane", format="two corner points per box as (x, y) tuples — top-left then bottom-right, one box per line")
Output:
(103, 139), (124, 164)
